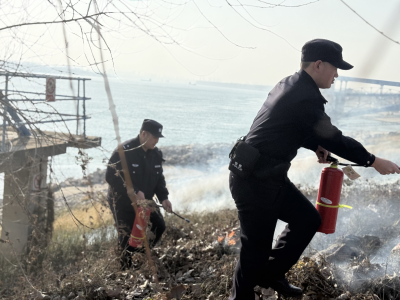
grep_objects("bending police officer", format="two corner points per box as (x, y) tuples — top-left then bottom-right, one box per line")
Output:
(106, 119), (172, 270)
(228, 39), (400, 299)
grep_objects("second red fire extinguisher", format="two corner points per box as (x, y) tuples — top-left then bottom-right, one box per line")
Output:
(129, 206), (151, 247)
(315, 163), (352, 234)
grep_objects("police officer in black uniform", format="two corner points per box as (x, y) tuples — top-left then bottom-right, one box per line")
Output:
(106, 119), (172, 269)
(228, 39), (400, 299)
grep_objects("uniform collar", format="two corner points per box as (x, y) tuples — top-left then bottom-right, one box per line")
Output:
(298, 69), (328, 104)
(133, 135), (154, 155)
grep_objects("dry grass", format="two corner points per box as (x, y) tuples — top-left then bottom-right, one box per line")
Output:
(1, 180), (400, 299)
(54, 202), (114, 231)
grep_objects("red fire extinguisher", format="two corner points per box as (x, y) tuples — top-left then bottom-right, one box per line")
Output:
(316, 163), (344, 234)
(129, 206), (151, 247)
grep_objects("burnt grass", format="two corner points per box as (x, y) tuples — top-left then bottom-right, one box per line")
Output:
(1, 180), (400, 300)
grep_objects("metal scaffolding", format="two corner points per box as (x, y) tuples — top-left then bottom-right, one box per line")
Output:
(0, 71), (91, 152)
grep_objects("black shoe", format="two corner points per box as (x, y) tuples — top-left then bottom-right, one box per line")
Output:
(269, 278), (303, 298)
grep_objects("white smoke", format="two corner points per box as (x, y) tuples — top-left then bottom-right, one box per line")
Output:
(164, 165), (234, 212)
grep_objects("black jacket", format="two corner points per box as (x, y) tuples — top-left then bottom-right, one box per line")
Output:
(246, 70), (375, 167)
(105, 136), (169, 202)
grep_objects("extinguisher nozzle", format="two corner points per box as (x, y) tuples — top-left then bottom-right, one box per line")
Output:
(157, 204), (190, 223)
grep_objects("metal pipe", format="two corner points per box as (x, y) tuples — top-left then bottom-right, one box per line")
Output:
(77, 79), (80, 135)
(6, 89), (91, 99)
(0, 71), (91, 81)
(1, 75), (8, 152)
(8, 98), (91, 102)
(83, 79), (86, 139)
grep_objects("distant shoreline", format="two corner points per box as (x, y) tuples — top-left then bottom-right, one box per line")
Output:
(197, 80), (271, 92)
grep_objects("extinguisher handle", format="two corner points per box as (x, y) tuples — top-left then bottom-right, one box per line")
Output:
(320, 151), (369, 167)
(326, 155), (338, 163)
(319, 151), (338, 163)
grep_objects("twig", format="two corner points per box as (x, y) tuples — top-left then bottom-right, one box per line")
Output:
(339, 0), (400, 45)
(0, 12), (109, 32)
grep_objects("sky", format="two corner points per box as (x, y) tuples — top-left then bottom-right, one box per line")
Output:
(0, 0), (399, 86)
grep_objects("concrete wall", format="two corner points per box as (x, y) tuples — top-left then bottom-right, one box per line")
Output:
(0, 157), (48, 256)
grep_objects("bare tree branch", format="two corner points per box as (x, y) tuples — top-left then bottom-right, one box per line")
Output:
(0, 12), (110, 32)
(340, 0), (400, 46)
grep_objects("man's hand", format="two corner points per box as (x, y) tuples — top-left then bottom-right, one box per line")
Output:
(162, 199), (172, 213)
(372, 157), (400, 175)
(136, 191), (145, 200)
(316, 146), (331, 164)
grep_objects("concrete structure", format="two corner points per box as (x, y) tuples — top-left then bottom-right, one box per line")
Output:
(0, 130), (101, 256)
(0, 72), (101, 257)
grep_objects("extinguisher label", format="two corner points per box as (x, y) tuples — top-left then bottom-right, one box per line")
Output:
(136, 224), (143, 230)
(320, 197), (333, 204)
(342, 165), (361, 180)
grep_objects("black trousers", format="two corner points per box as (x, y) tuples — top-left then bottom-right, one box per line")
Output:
(107, 189), (166, 267)
(228, 172), (322, 300)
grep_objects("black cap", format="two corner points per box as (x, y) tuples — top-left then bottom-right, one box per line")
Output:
(301, 39), (353, 70)
(141, 119), (164, 138)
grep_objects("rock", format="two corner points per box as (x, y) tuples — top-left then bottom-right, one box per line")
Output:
(67, 292), (75, 300)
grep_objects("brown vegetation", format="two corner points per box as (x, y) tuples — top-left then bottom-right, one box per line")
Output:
(1, 180), (400, 300)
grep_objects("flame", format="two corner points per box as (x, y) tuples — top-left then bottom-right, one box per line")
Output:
(217, 229), (240, 246)
(228, 239), (237, 246)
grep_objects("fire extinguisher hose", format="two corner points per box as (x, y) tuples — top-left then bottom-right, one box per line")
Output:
(316, 202), (353, 209)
